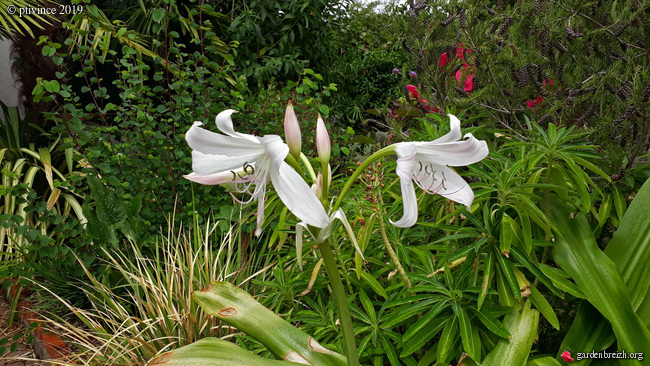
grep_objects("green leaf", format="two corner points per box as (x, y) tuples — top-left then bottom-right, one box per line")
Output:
(402, 301), (449, 342)
(526, 356), (562, 366)
(457, 306), (481, 361)
(149, 338), (296, 365)
(358, 270), (388, 299)
(478, 252), (494, 310)
(482, 302), (539, 366)
(469, 307), (511, 339)
(605, 178), (650, 309)
(496, 251), (521, 301)
(500, 213), (514, 254)
(400, 317), (447, 357)
(318, 105), (330, 116)
(551, 201), (650, 362)
(436, 315), (458, 362)
(152, 8), (166, 22)
(528, 283), (559, 330)
(510, 246), (563, 298)
(193, 282), (346, 366)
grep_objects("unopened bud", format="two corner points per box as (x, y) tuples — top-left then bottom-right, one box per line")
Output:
(316, 114), (331, 164)
(284, 101), (301, 159)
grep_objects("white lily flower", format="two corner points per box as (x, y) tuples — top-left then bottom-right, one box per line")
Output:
(391, 114), (489, 227)
(184, 109), (330, 235)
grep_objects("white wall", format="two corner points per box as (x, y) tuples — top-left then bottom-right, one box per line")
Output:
(0, 38), (21, 119)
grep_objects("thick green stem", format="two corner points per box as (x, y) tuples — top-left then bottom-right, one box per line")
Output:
(318, 239), (359, 366)
(285, 153), (305, 178)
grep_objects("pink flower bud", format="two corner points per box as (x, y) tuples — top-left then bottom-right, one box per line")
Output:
(316, 114), (331, 164)
(284, 101), (301, 159)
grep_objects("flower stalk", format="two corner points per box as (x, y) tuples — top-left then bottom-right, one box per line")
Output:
(318, 238), (360, 366)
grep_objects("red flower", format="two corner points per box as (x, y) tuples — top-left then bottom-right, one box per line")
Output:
(406, 85), (421, 100)
(455, 64), (475, 92)
(456, 43), (471, 63)
(561, 350), (574, 363)
(439, 52), (448, 67)
(527, 96), (544, 110)
(527, 99), (535, 109)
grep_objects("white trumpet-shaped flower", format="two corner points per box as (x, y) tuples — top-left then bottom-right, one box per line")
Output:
(391, 115), (489, 227)
(184, 109), (329, 235)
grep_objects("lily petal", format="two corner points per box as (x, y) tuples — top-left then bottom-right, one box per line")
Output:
(214, 109), (258, 142)
(414, 163), (475, 208)
(432, 114), (463, 143)
(183, 171), (245, 185)
(190, 150), (262, 175)
(271, 162), (330, 228)
(391, 144), (419, 227)
(185, 121), (262, 156)
(413, 133), (489, 167)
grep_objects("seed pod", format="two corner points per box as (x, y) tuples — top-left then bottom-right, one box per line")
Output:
(610, 166), (626, 181)
(535, 0), (541, 14)
(619, 81), (632, 99)
(539, 113), (551, 125)
(486, 6), (496, 15)
(554, 41), (567, 53)
(605, 83), (617, 95)
(613, 23), (628, 37)
(475, 55), (481, 68)
(619, 42), (628, 51)
(459, 8), (467, 28)
(489, 23), (499, 34)
(510, 65), (520, 85)
(455, 30), (462, 43)
(498, 16), (513, 35)
(473, 76), (480, 90)
(441, 14), (457, 27)
(565, 26), (583, 39)
(518, 67), (529, 88)
(456, 87), (470, 96)
(576, 105), (594, 125)
(631, 0), (641, 10)
(612, 106), (635, 125)
(642, 82), (650, 102)
(404, 84), (412, 103)
(538, 28), (552, 57)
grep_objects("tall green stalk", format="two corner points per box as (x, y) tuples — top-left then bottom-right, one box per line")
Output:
(318, 238), (360, 366)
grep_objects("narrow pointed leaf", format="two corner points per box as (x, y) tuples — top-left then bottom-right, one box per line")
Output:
(529, 283), (559, 330)
(436, 315), (458, 362)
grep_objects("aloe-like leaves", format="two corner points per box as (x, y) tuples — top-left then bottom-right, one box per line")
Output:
(551, 198), (650, 365)
(192, 281), (346, 366)
(557, 178), (650, 363)
(482, 301), (539, 366)
(604, 178), (650, 309)
(149, 338), (300, 365)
